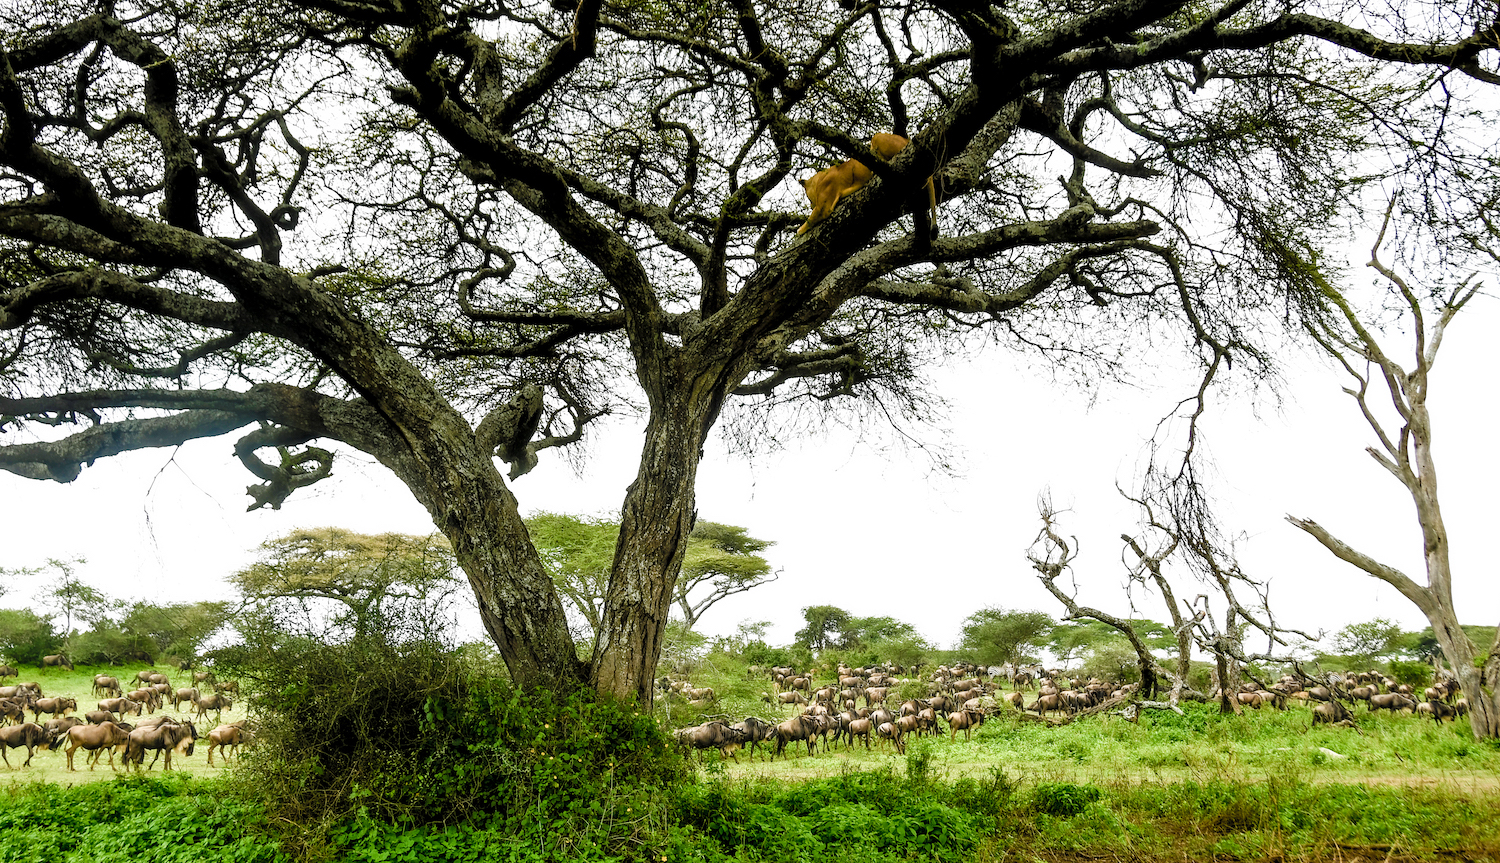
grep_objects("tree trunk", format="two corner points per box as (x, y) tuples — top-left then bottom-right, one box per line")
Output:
(1214, 647), (1237, 714)
(591, 407), (706, 703)
(383, 413), (588, 692)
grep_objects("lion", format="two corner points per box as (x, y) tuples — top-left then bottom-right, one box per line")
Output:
(796, 132), (937, 240)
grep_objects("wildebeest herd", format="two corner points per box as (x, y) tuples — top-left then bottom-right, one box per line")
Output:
(0, 663), (254, 772)
(669, 661), (1470, 761)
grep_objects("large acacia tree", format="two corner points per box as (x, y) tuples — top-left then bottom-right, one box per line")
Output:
(1, 0), (1496, 701)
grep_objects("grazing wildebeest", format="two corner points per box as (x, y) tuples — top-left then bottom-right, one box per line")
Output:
(0, 723), (52, 768)
(127, 688), (161, 714)
(66, 721), (132, 771)
(675, 722), (748, 760)
(99, 697), (143, 719)
(41, 654), (73, 672)
(1368, 693), (1416, 713)
(124, 720), (197, 772)
(1312, 700), (1353, 726)
(0, 665), (17, 678)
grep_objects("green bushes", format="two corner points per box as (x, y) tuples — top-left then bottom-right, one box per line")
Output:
(217, 635), (687, 837)
(0, 776), (285, 863)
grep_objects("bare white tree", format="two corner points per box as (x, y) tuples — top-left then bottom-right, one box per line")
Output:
(1287, 205), (1496, 738)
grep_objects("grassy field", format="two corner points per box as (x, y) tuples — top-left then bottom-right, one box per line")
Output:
(1, 663), (251, 784)
(5, 653), (1500, 861)
(664, 658), (1500, 791)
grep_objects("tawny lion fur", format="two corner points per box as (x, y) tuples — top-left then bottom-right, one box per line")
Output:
(797, 133), (936, 238)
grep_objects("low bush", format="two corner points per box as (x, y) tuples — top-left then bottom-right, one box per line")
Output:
(0, 775), (284, 863)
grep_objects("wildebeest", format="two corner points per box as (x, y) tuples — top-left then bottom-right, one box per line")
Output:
(29, 696), (77, 722)
(0, 665), (16, 678)
(127, 688), (161, 713)
(92, 675), (123, 698)
(41, 654), (74, 672)
(66, 721), (132, 771)
(124, 720), (197, 771)
(675, 721), (748, 760)
(946, 708), (986, 742)
(99, 697), (143, 719)
(1368, 693), (1416, 713)
(171, 688), (201, 711)
(772, 715), (820, 759)
(1312, 700), (1354, 726)
(206, 722), (252, 767)
(43, 716), (83, 749)
(729, 717), (775, 759)
(1418, 699), (1457, 724)
(193, 693), (233, 723)
(0, 723), (52, 768)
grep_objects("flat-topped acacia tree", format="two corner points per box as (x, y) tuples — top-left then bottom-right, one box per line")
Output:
(1, 0), (1496, 700)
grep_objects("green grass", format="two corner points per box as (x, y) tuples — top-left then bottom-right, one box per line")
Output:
(6, 652), (1500, 861)
(1, 661), (250, 784)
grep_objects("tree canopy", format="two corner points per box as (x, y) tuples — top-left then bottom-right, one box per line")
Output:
(526, 512), (775, 636)
(957, 607), (1053, 666)
(230, 527), (462, 642)
(1, 0), (1495, 699)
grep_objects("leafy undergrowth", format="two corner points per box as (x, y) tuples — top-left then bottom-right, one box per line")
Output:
(0, 774), (284, 863)
(5, 763), (1500, 862)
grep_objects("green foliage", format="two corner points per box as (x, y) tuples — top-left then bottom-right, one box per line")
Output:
(0, 607), (59, 665)
(793, 605), (850, 651)
(905, 739), (935, 783)
(219, 635), (687, 838)
(1386, 658), (1434, 690)
(957, 607), (1053, 666)
(672, 771), (985, 860)
(0, 776), (286, 862)
(69, 619), (151, 665)
(121, 600), (232, 662)
(230, 528), (461, 643)
(1031, 782), (1103, 817)
(1332, 617), (1405, 664)
(529, 513), (776, 636)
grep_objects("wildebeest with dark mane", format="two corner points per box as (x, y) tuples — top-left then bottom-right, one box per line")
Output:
(0, 722), (52, 768)
(124, 719), (197, 772)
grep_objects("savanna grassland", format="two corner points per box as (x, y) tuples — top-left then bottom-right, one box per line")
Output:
(4, 652), (1500, 862)
(0, 664), (249, 782)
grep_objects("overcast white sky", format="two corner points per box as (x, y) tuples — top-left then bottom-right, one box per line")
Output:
(3, 284), (1496, 653)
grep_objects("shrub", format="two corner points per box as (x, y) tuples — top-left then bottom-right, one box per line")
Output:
(218, 635), (687, 836)
(1031, 782), (1103, 817)
(1386, 659), (1433, 690)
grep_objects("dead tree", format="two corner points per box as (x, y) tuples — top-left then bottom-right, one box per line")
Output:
(1029, 496), (1193, 703)
(1288, 202), (1497, 739)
